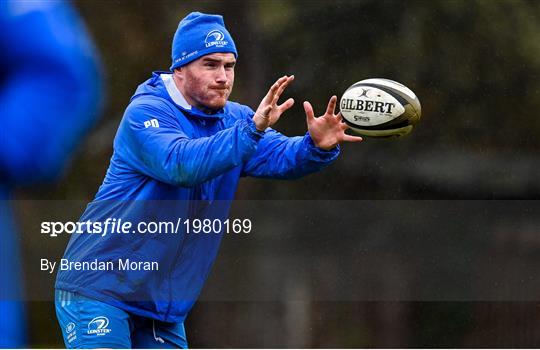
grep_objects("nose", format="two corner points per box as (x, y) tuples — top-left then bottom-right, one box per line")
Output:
(215, 66), (227, 84)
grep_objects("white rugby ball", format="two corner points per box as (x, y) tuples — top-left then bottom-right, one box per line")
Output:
(339, 78), (421, 137)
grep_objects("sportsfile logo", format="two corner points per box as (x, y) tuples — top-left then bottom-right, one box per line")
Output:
(144, 119), (159, 128)
(205, 29), (228, 48)
(87, 316), (111, 336)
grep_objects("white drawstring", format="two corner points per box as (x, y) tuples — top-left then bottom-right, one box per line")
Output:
(152, 319), (165, 344)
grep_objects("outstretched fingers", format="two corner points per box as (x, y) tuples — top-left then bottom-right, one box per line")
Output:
(275, 75), (294, 101)
(325, 95), (338, 116)
(341, 134), (363, 143)
(338, 117), (363, 142)
(269, 75), (294, 107)
(278, 97), (295, 114)
(265, 76), (288, 104)
(303, 101), (315, 123)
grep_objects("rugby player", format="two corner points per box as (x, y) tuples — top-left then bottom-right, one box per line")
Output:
(55, 11), (361, 348)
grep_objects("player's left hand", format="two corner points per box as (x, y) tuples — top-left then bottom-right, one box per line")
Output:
(304, 95), (363, 150)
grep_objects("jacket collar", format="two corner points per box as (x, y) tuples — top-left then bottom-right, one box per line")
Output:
(159, 72), (225, 119)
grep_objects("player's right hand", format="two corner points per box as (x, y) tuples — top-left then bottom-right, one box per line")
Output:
(253, 75), (295, 131)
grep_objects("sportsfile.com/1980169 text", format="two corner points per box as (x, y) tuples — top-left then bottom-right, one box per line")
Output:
(41, 218), (252, 237)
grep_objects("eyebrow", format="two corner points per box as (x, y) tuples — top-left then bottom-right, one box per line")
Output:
(202, 57), (236, 64)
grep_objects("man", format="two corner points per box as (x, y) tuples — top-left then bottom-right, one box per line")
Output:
(0, 0), (102, 347)
(55, 12), (362, 348)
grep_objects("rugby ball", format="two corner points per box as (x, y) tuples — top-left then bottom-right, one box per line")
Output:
(339, 78), (421, 137)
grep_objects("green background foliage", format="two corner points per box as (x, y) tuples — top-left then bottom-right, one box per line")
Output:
(19, 0), (540, 347)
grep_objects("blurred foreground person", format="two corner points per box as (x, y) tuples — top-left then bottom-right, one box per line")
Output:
(55, 11), (361, 348)
(0, 0), (102, 347)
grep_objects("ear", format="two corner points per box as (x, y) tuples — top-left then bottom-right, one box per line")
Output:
(173, 68), (184, 79)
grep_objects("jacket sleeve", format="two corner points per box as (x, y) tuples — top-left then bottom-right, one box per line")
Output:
(241, 107), (340, 179)
(0, 0), (103, 184)
(116, 99), (264, 187)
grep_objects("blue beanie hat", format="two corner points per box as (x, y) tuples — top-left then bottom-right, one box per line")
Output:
(170, 12), (238, 70)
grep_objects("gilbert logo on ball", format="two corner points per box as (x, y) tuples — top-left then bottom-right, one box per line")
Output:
(340, 78), (421, 137)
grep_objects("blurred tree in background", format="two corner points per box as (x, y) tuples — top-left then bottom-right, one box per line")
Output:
(17, 0), (540, 347)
